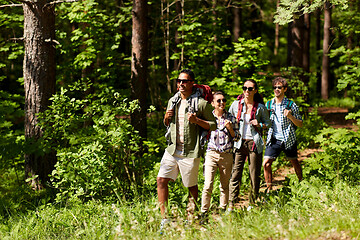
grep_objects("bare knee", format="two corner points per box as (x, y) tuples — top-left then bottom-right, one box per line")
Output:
(263, 158), (273, 168)
(157, 177), (170, 188)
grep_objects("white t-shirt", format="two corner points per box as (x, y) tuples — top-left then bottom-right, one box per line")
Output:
(273, 103), (284, 141)
(176, 99), (187, 151)
(242, 114), (253, 140)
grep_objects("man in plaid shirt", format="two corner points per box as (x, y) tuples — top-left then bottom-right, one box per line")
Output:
(263, 77), (303, 190)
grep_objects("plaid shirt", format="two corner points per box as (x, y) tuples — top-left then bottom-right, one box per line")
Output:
(207, 110), (239, 153)
(266, 97), (302, 149)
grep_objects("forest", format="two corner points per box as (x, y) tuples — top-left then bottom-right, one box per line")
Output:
(1, 0), (360, 239)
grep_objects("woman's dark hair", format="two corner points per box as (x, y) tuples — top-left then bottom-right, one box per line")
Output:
(213, 91), (225, 97)
(243, 79), (264, 105)
(180, 69), (195, 81)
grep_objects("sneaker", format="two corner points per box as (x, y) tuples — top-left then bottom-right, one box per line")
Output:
(199, 212), (208, 225)
(159, 218), (170, 235)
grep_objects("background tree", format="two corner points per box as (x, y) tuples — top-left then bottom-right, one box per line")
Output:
(130, 0), (148, 139)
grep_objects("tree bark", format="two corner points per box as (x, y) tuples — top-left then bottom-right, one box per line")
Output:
(232, 3), (242, 42)
(321, 1), (331, 100)
(131, 0), (148, 139)
(23, 0), (56, 189)
(315, 8), (321, 93)
(274, 0), (280, 55)
(288, 15), (304, 68)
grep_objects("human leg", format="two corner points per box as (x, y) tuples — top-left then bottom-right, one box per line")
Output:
(229, 145), (248, 205)
(263, 140), (282, 190)
(217, 152), (233, 210)
(157, 150), (180, 217)
(248, 144), (262, 204)
(157, 177), (171, 217)
(290, 158), (303, 181)
(201, 150), (218, 213)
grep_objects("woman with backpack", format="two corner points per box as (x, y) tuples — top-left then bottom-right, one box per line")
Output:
(228, 79), (271, 210)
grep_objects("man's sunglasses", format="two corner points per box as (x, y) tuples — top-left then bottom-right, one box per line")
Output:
(242, 86), (254, 91)
(273, 86), (284, 90)
(216, 99), (226, 103)
(176, 79), (192, 83)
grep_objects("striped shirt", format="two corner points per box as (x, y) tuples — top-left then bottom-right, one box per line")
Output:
(207, 111), (239, 153)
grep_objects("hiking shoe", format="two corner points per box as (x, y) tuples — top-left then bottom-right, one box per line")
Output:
(199, 212), (208, 225)
(159, 218), (170, 235)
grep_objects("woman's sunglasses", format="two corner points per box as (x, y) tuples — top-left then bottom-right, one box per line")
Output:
(216, 99), (226, 103)
(242, 86), (254, 91)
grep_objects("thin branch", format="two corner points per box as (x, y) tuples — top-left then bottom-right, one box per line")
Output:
(43, 0), (78, 8)
(45, 38), (60, 45)
(0, 3), (22, 8)
(9, 37), (24, 42)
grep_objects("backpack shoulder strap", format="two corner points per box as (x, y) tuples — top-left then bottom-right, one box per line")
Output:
(250, 102), (258, 120)
(286, 100), (294, 110)
(237, 100), (244, 122)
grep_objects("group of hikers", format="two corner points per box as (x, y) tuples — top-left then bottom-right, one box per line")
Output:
(156, 69), (303, 230)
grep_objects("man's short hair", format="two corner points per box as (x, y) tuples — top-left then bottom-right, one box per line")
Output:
(180, 69), (195, 81)
(272, 77), (288, 88)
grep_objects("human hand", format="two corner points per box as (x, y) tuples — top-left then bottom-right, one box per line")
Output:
(165, 109), (174, 120)
(188, 112), (198, 124)
(224, 119), (233, 131)
(283, 109), (292, 118)
(249, 119), (258, 126)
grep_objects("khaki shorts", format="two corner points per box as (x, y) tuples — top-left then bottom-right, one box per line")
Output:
(157, 150), (200, 188)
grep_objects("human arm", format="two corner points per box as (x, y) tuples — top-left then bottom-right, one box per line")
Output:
(164, 109), (174, 127)
(191, 99), (216, 131)
(284, 102), (303, 127)
(284, 109), (303, 127)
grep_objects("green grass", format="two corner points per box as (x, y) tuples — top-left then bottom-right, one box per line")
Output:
(1, 178), (359, 239)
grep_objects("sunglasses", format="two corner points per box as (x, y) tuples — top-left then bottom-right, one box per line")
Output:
(242, 86), (254, 91)
(273, 86), (284, 90)
(176, 79), (192, 84)
(216, 98), (226, 103)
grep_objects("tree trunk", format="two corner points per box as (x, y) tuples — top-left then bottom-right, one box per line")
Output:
(131, 0), (148, 139)
(232, 3), (242, 42)
(321, 1), (331, 100)
(250, 0), (262, 39)
(23, 0), (56, 189)
(302, 12), (310, 102)
(315, 8), (321, 93)
(274, 0), (280, 55)
(212, 0), (219, 70)
(289, 15), (304, 68)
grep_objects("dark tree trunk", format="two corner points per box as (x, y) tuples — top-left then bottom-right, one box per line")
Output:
(321, 1), (331, 100)
(315, 8), (322, 93)
(274, 0), (280, 55)
(302, 12), (310, 102)
(131, 0), (148, 139)
(250, 0), (262, 39)
(212, 0), (219, 70)
(23, 0), (56, 189)
(288, 15), (304, 68)
(232, 4), (242, 42)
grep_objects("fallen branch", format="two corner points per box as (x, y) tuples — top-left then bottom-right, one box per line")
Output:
(9, 37), (24, 42)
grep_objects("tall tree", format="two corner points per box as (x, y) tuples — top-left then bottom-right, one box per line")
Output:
(23, 0), (57, 189)
(321, 1), (331, 100)
(131, 0), (148, 139)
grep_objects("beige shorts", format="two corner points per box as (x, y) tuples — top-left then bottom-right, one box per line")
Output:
(157, 150), (200, 188)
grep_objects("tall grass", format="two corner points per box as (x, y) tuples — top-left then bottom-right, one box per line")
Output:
(1, 178), (359, 239)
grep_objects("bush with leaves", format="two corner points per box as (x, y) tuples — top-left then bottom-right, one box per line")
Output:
(303, 127), (360, 183)
(38, 82), (158, 201)
(209, 37), (269, 97)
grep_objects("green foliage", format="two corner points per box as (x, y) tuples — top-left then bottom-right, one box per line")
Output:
(210, 37), (269, 97)
(0, 91), (24, 172)
(56, 0), (132, 88)
(275, 0), (349, 25)
(296, 110), (327, 149)
(171, 4), (231, 84)
(38, 82), (158, 201)
(303, 127), (360, 183)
